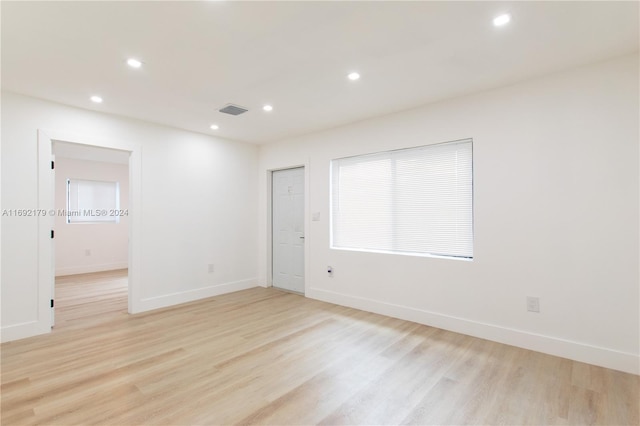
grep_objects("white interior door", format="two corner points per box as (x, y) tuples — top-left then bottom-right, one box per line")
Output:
(51, 154), (55, 326)
(272, 167), (305, 293)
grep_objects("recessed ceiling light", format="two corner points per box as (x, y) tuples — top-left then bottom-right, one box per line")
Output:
(90, 96), (103, 103)
(127, 58), (142, 68)
(493, 13), (511, 27)
(262, 104), (273, 112)
(210, 124), (219, 130)
(347, 72), (360, 81)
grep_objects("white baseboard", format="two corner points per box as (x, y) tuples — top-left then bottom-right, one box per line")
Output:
(55, 262), (128, 276)
(306, 287), (639, 375)
(136, 278), (258, 313)
(1, 320), (50, 343)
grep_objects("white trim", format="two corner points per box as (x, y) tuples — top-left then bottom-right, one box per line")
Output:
(138, 278), (258, 312)
(55, 262), (129, 277)
(37, 128), (142, 325)
(265, 170), (274, 288)
(306, 286), (640, 375)
(1, 320), (50, 343)
(37, 130), (55, 332)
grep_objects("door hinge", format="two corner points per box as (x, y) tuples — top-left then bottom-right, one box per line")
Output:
(51, 299), (55, 308)
(51, 161), (55, 170)
(50, 230), (54, 239)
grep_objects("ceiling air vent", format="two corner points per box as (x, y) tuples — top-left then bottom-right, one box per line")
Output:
(219, 104), (248, 116)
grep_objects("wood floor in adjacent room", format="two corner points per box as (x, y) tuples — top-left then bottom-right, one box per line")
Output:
(1, 270), (638, 425)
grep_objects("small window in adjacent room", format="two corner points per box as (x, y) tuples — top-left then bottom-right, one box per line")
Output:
(331, 139), (473, 259)
(67, 179), (120, 224)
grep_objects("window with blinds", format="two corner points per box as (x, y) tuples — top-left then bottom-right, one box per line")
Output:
(67, 179), (120, 224)
(331, 139), (473, 259)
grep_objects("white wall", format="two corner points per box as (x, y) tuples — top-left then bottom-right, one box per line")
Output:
(258, 54), (640, 374)
(54, 157), (129, 276)
(1, 92), (259, 341)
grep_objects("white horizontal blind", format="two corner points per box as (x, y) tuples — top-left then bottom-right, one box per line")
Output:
(67, 179), (120, 223)
(331, 139), (473, 258)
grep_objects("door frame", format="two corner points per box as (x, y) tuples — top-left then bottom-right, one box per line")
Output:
(37, 128), (142, 331)
(267, 164), (309, 293)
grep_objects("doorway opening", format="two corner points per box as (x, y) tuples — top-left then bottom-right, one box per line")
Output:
(271, 167), (305, 294)
(52, 142), (130, 329)
(37, 129), (142, 334)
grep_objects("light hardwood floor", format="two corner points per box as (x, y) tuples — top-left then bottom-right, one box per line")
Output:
(53, 269), (129, 330)
(1, 270), (638, 425)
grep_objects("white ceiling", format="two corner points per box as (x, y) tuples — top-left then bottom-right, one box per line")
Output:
(2, 1), (638, 145)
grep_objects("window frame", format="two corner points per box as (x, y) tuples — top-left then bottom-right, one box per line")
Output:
(66, 178), (121, 224)
(330, 139), (474, 260)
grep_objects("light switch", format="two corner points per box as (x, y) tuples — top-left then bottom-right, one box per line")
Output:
(312, 212), (320, 221)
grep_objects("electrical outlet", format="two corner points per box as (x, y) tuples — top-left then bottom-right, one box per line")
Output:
(526, 296), (540, 313)
(85, 249), (91, 256)
(208, 264), (215, 273)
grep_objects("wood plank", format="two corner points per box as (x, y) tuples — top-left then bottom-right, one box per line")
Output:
(1, 270), (637, 425)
